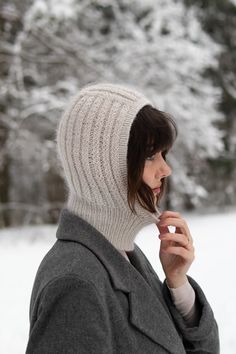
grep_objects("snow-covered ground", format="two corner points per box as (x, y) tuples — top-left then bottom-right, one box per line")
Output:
(0, 210), (235, 354)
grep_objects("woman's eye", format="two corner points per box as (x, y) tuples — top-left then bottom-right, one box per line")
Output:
(146, 155), (155, 161)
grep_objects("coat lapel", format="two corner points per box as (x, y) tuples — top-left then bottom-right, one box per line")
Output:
(56, 209), (185, 354)
(127, 275), (185, 353)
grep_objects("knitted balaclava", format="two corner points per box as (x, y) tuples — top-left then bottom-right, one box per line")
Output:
(57, 83), (157, 251)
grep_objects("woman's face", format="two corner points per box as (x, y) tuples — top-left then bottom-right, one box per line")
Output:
(142, 151), (172, 198)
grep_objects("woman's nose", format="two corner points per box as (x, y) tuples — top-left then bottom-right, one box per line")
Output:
(155, 159), (172, 179)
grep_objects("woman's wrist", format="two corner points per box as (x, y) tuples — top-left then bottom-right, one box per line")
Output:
(166, 275), (188, 289)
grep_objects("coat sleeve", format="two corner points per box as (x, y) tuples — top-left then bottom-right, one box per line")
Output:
(26, 275), (112, 354)
(162, 275), (220, 354)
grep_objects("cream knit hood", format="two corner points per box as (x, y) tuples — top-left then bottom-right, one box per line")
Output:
(57, 83), (157, 251)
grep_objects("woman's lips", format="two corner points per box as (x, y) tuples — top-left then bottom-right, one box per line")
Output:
(152, 187), (161, 194)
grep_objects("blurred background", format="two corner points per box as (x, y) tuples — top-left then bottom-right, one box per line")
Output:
(0, 0), (236, 353)
(0, 0), (236, 227)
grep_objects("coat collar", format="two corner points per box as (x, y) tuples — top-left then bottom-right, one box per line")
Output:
(56, 208), (185, 354)
(56, 208), (133, 292)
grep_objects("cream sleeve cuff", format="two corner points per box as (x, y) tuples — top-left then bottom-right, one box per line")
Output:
(167, 280), (199, 326)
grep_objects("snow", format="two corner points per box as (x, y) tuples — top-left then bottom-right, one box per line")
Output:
(0, 211), (235, 353)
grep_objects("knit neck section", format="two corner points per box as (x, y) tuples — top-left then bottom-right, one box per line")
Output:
(67, 193), (156, 251)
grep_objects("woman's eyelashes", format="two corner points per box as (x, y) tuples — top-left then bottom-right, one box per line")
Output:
(145, 154), (155, 161)
(161, 151), (167, 160)
(145, 150), (168, 162)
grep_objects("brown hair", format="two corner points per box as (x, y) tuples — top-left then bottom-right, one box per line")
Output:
(127, 105), (177, 213)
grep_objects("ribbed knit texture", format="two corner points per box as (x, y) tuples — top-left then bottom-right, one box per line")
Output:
(57, 83), (157, 251)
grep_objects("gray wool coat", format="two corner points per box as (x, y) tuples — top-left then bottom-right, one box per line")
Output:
(26, 209), (219, 354)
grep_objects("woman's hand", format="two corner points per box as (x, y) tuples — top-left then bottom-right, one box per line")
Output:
(157, 210), (195, 288)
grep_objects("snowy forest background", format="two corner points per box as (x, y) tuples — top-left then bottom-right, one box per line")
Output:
(1, 1), (236, 353)
(0, 0), (236, 227)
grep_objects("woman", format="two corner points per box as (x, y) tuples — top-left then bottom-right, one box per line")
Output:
(26, 83), (219, 353)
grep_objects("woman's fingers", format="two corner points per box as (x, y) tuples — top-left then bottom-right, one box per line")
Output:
(158, 211), (195, 283)
(157, 211), (194, 253)
(159, 232), (193, 249)
(159, 217), (188, 230)
(159, 210), (181, 219)
(158, 216), (191, 239)
(159, 232), (195, 261)
(161, 245), (195, 261)
(157, 224), (169, 234)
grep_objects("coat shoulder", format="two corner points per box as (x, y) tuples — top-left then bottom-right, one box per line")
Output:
(31, 239), (112, 306)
